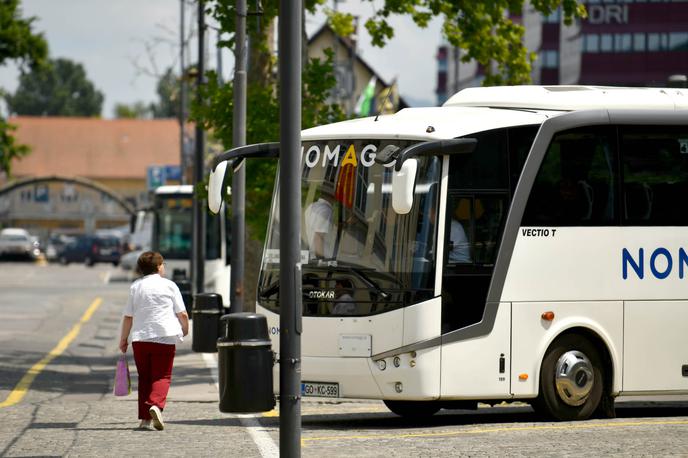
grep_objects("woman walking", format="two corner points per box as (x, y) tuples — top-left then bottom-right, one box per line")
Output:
(119, 251), (189, 431)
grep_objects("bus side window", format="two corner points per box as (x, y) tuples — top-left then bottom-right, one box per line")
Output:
(621, 126), (688, 226)
(522, 127), (618, 226)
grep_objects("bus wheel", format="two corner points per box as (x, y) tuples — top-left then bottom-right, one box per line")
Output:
(384, 400), (440, 418)
(536, 334), (604, 421)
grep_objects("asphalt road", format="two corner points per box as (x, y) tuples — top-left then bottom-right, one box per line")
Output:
(1, 260), (688, 457)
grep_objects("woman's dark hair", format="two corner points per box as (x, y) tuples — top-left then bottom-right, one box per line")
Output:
(136, 251), (164, 276)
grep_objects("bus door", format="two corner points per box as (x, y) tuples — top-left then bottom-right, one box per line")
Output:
(439, 126), (536, 398)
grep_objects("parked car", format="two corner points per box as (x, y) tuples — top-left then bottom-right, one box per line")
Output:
(45, 233), (77, 262)
(0, 228), (41, 260)
(57, 234), (122, 266)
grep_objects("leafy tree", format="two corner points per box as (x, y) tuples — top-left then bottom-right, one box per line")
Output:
(0, 0), (48, 176)
(150, 67), (181, 119)
(0, 117), (29, 177)
(337, 0), (586, 86)
(114, 101), (152, 119)
(6, 57), (104, 116)
(193, 0), (343, 239)
(0, 0), (47, 70)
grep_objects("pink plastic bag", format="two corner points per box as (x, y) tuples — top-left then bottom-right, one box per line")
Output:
(113, 353), (131, 396)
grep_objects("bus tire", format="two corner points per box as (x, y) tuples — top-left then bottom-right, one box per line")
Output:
(535, 334), (604, 421)
(384, 400), (440, 418)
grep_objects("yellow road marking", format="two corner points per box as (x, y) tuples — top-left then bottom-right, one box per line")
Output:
(0, 297), (103, 408)
(300, 419), (688, 446)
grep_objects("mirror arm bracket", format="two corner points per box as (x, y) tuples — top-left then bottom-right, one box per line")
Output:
(210, 142), (280, 172)
(393, 138), (477, 171)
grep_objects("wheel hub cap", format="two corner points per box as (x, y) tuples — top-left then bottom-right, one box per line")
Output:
(554, 350), (594, 406)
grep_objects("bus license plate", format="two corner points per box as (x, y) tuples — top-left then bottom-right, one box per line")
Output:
(301, 381), (339, 398)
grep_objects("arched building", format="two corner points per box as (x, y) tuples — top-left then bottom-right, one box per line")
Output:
(0, 117), (182, 238)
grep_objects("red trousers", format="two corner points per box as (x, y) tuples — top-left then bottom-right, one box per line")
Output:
(132, 341), (176, 420)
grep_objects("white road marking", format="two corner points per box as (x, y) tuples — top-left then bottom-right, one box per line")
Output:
(201, 353), (279, 458)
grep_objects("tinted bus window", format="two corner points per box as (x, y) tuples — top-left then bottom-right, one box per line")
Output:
(450, 129), (508, 190)
(621, 126), (688, 226)
(523, 127), (617, 226)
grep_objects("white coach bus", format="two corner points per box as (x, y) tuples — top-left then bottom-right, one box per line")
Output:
(153, 185), (231, 309)
(211, 85), (688, 420)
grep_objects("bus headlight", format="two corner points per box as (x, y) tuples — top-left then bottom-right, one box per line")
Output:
(377, 360), (386, 371)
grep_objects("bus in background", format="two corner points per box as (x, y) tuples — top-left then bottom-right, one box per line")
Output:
(153, 185), (231, 313)
(209, 85), (688, 421)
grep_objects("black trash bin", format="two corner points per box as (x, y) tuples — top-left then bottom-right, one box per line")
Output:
(191, 293), (223, 353)
(218, 313), (275, 413)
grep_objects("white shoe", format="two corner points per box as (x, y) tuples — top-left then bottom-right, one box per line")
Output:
(149, 406), (165, 431)
(138, 420), (153, 430)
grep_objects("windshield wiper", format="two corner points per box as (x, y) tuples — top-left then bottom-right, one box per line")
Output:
(258, 280), (280, 298)
(350, 267), (391, 300)
(311, 259), (392, 300)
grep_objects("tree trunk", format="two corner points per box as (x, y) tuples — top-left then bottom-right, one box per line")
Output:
(248, 18), (275, 89)
(242, 226), (264, 312)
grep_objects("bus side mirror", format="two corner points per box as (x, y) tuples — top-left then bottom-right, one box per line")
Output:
(392, 158), (417, 215)
(208, 160), (228, 214)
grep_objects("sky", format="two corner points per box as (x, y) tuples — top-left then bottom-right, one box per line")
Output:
(0, 0), (443, 118)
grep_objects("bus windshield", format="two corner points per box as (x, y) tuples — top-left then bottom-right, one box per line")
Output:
(155, 194), (221, 260)
(258, 139), (442, 317)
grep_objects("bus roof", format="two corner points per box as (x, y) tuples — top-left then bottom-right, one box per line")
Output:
(302, 85), (688, 142)
(301, 106), (554, 142)
(443, 85), (688, 111)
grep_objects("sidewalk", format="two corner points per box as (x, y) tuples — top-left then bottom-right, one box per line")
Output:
(1, 331), (278, 458)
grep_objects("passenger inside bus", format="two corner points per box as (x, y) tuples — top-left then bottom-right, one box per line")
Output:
(332, 279), (355, 315)
(448, 198), (476, 264)
(304, 192), (334, 259)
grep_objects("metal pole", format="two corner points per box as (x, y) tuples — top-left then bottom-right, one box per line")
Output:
(217, 30), (224, 86)
(230, 0), (247, 313)
(180, 0), (187, 184)
(193, 0), (206, 295)
(279, 0), (302, 456)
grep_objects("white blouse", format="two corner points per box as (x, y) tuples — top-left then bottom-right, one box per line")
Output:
(123, 273), (186, 343)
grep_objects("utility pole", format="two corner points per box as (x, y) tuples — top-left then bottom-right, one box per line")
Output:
(230, 0), (247, 313)
(279, 1), (302, 455)
(179, 0), (187, 184)
(192, 0), (206, 296)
